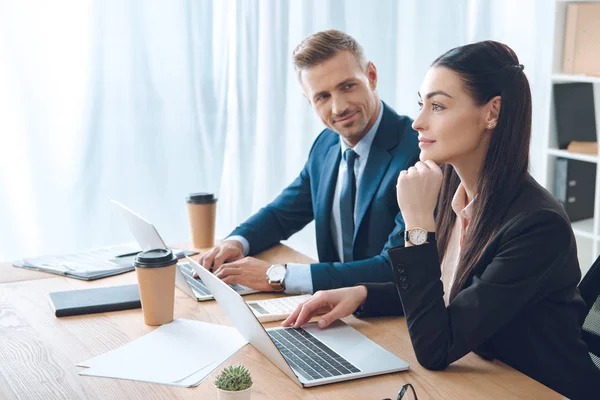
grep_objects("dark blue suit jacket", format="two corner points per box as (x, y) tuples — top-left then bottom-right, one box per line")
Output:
(229, 102), (420, 291)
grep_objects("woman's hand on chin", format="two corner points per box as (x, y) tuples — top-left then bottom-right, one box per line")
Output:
(396, 160), (442, 232)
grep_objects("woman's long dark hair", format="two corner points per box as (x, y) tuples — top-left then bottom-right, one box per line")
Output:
(432, 41), (532, 302)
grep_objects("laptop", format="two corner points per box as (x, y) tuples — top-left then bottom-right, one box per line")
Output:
(188, 257), (409, 387)
(111, 200), (258, 301)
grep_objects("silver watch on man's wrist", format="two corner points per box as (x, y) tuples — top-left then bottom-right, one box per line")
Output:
(266, 264), (287, 292)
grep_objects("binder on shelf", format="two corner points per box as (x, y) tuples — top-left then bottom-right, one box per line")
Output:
(553, 82), (597, 149)
(562, 2), (600, 77)
(554, 158), (596, 223)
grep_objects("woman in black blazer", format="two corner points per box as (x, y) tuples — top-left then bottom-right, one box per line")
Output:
(283, 41), (600, 399)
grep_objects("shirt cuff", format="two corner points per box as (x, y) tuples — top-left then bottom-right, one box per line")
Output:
(225, 235), (250, 256)
(284, 263), (314, 294)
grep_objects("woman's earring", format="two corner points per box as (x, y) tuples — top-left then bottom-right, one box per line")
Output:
(488, 123), (494, 129)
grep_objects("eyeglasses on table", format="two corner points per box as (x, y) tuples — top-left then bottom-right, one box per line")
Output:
(383, 383), (418, 400)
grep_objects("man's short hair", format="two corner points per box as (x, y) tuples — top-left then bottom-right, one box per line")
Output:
(292, 29), (367, 76)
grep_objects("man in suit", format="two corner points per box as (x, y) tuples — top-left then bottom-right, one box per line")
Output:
(196, 29), (420, 294)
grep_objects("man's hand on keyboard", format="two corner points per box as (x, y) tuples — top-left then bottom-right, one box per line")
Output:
(193, 240), (244, 278)
(212, 256), (273, 292)
(282, 286), (368, 329)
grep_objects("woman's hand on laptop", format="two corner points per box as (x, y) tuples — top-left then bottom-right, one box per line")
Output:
(193, 240), (244, 277)
(282, 286), (368, 329)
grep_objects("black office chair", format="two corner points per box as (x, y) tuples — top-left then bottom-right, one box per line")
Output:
(579, 255), (600, 369)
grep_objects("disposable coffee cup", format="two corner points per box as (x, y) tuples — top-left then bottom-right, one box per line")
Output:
(133, 248), (177, 326)
(186, 192), (217, 248)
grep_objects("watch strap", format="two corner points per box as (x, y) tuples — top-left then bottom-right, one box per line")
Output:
(427, 232), (436, 242)
(403, 229), (436, 245)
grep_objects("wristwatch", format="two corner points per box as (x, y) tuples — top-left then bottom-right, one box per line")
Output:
(404, 227), (436, 246)
(266, 264), (287, 292)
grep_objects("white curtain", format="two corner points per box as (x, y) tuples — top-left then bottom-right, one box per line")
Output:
(0, 0), (553, 261)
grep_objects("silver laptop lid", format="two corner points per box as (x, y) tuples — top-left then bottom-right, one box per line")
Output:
(111, 200), (167, 251)
(188, 257), (301, 385)
(111, 199), (203, 301)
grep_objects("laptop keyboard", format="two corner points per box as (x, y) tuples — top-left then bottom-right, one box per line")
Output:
(268, 328), (360, 381)
(178, 262), (247, 297)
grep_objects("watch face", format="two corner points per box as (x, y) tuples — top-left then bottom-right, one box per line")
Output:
(408, 229), (427, 245)
(268, 265), (286, 281)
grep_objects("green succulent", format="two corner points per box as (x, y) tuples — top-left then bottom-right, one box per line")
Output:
(214, 365), (253, 391)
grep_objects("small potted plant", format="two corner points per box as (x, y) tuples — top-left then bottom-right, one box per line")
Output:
(214, 364), (253, 400)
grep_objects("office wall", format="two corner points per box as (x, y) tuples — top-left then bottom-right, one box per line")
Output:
(0, 0), (553, 260)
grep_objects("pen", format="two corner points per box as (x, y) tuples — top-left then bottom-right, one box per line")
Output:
(115, 251), (141, 258)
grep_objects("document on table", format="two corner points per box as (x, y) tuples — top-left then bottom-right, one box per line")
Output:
(13, 244), (197, 280)
(77, 319), (248, 387)
(13, 244), (140, 280)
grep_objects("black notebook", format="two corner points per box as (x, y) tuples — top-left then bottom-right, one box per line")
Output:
(48, 284), (141, 317)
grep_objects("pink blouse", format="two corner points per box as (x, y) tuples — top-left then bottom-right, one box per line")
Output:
(440, 184), (476, 306)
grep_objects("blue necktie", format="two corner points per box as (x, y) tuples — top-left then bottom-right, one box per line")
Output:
(340, 148), (358, 262)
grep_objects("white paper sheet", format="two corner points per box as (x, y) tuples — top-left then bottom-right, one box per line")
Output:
(78, 319), (248, 386)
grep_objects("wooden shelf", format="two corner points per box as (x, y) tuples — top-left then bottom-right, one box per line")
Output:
(547, 148), (599, 163)
(544, 1), (600, 274)
(552, 73), (600, 84)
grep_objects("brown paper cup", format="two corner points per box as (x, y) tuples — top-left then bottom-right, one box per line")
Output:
(134, 249), (177, 326)
(186, 193), (217, 248)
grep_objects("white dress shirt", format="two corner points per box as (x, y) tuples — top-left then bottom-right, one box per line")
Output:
(229, 101), (384, 294)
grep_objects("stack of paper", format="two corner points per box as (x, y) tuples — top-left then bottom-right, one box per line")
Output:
(13, 244), (196, 281)
(13, 244), (140, 280)
(78, 319), (248, 387)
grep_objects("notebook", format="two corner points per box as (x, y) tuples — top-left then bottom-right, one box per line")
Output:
(48, 284), (141, 317)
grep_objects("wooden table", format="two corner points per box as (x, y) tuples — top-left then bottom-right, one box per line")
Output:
(0, 260), (57, 284)
(0, 245), (564, 399)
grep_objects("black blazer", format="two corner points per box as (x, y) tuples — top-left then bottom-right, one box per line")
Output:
(357, 175), (600, 399)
